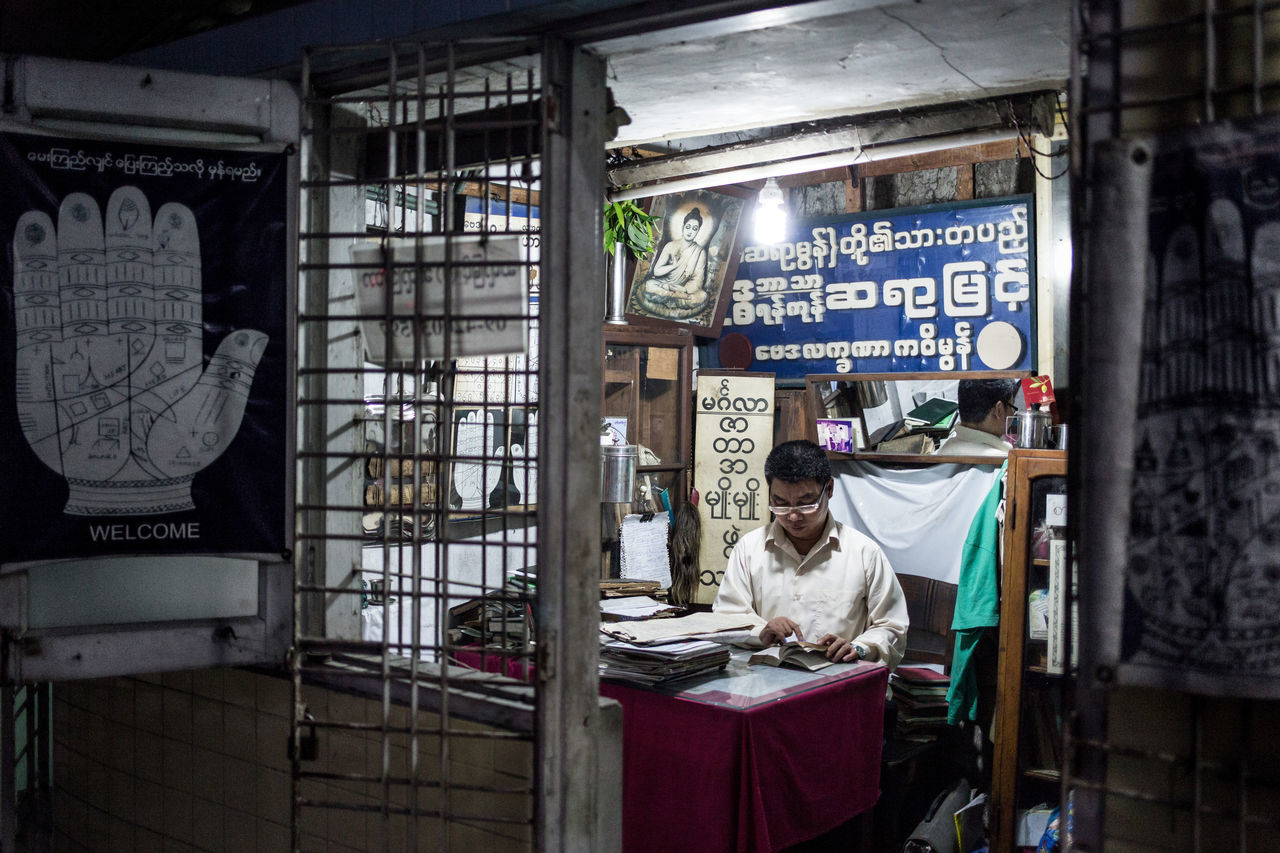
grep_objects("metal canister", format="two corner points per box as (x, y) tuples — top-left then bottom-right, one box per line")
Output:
(600, 445), (638, 503)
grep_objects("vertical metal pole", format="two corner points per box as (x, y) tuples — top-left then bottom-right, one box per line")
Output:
(537, 36), (612, 852)
(21, 689), (32, 797)
(1192, 697), (1203, 853)
(1, 683), (15, 853)
(291, 48), (314, 853)
(1252, 0), (1264, 116)
(1238, 705), (1250, 853)
(1203, 0), (1217, 124)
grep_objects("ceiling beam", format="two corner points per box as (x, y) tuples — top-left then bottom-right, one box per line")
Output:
(606, 92), (1057, 193)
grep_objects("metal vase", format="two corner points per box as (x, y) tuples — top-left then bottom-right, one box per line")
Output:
(605, 242), (629, 325)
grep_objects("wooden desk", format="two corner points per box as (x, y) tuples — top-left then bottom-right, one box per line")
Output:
(600, 652), (888, 853)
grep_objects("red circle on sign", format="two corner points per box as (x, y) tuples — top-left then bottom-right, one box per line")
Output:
(718, 333), (753, 370)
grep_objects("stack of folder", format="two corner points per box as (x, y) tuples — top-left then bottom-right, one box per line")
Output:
(598, 639), (730, 685)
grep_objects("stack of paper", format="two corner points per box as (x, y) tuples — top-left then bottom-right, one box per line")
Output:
(599, 639), (730, 686)
(599, 611), (759, 646)
(619, 512), (672, 589)
(599, 595), (681, 621)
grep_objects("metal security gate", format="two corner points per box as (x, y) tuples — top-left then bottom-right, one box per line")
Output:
(1071, 1), (1280, 850)
(291, 37), (613, 851)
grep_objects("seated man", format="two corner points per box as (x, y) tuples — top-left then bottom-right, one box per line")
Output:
(936, 378), (1020, 458)
(713, 439), (908, 666)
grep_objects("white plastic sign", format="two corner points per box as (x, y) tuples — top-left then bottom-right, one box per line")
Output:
(351, 235), (527, 363)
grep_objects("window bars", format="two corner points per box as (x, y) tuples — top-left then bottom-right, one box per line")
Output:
(292, 40), (547, 851)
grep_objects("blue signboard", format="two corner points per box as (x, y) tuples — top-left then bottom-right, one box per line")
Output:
(720, 196), (1036, 379)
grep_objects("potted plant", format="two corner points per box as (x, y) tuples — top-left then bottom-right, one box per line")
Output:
(604, 199), (658, 260)
(603, 199), (657, 323)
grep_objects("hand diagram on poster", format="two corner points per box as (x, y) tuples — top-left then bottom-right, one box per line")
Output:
(508, 410), (538, 506)
(1129, 197), (1252, 629)
(12, 187), (268, 516)
(452, 409), (503, 511)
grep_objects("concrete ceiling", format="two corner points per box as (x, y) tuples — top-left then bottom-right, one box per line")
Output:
(596, 0), (1071, 149)
(0, 0), (1070, 150)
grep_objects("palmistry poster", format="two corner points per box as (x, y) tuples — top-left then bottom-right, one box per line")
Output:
(1082, 117), (1280, 698)
(0, 132), (290, 561)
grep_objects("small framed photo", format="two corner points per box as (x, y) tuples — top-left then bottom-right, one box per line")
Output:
(816, 418), (865, 453)
(624, 186), (751, 338)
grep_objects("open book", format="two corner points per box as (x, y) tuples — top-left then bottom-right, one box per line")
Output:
(748, 641), (834, 671)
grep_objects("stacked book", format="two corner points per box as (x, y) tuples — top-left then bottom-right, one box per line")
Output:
(447, 567), (537, 650)
(890, 666), (951, 741)
(869, 398), (960, 454)
(599, 638), (730, 686)
(903, 397), (960, 438)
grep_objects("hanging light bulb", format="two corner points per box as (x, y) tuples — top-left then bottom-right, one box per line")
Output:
(754, 177), (787, 244)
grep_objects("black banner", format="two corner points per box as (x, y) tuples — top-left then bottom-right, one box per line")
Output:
(0, 133), (290, 560)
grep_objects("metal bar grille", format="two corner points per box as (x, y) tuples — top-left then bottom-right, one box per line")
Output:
(291, 38), (549, 851)
(1071, 2), (1280, 850)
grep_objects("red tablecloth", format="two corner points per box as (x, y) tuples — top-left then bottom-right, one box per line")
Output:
(453, 647), (888, 852)
(600, 659), (888, 853)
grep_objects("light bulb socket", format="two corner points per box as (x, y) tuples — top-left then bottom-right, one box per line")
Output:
(757, 176), (784, 207)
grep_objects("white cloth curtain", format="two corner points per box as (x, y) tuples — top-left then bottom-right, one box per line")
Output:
(828, 459), (1002, 584)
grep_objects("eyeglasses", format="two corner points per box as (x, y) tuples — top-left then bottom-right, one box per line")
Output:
(769, 493), (826, 516)
(1004, 398), (1020, 412)
(769, 502), (823, 516)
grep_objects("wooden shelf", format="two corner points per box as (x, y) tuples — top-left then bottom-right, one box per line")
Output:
(1025, 665), (1067, 678)
(990, 449), (1068, 853)
(839, 451), (1012, 466)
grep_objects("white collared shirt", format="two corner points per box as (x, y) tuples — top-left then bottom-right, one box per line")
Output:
(712, 515), (908, 668)
(937, 424), (1013, 458)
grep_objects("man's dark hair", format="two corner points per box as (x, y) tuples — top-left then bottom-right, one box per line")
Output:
(764, 439), (832, 485)
(957, 378), (1021, 423)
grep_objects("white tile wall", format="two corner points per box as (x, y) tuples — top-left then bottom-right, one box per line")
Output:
(53, 667), (533, 851)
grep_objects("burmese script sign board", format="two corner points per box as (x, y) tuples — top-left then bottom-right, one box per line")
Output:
(351, 235), (528, 364)
(693, 371), (775, 604)
(0, 132), (291, 561)
(721, 197), (1036, 380)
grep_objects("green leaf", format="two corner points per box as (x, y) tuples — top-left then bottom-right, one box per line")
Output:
(626, 219), (648, 250)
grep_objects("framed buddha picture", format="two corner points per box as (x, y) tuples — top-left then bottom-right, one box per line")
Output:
(624, 186), (751, 337)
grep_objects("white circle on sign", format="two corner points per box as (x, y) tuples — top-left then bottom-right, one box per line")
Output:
(975, 321), (1024, 370)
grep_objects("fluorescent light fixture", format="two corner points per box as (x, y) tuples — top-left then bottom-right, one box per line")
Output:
(754, 176), (786, 244)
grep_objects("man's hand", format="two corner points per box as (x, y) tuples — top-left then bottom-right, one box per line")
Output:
(761, 617), (802, 646)
(817, 633), (862, 662)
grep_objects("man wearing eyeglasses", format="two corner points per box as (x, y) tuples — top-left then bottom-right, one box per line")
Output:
(936, 378), (1021, 458)
(712, 439), (908, 666)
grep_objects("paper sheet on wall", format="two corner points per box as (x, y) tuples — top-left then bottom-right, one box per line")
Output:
(619, 512), (672, 589)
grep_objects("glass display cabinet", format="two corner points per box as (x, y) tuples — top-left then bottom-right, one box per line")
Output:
(601, 326), (694, 509)
(990, 448), (1071, 853)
